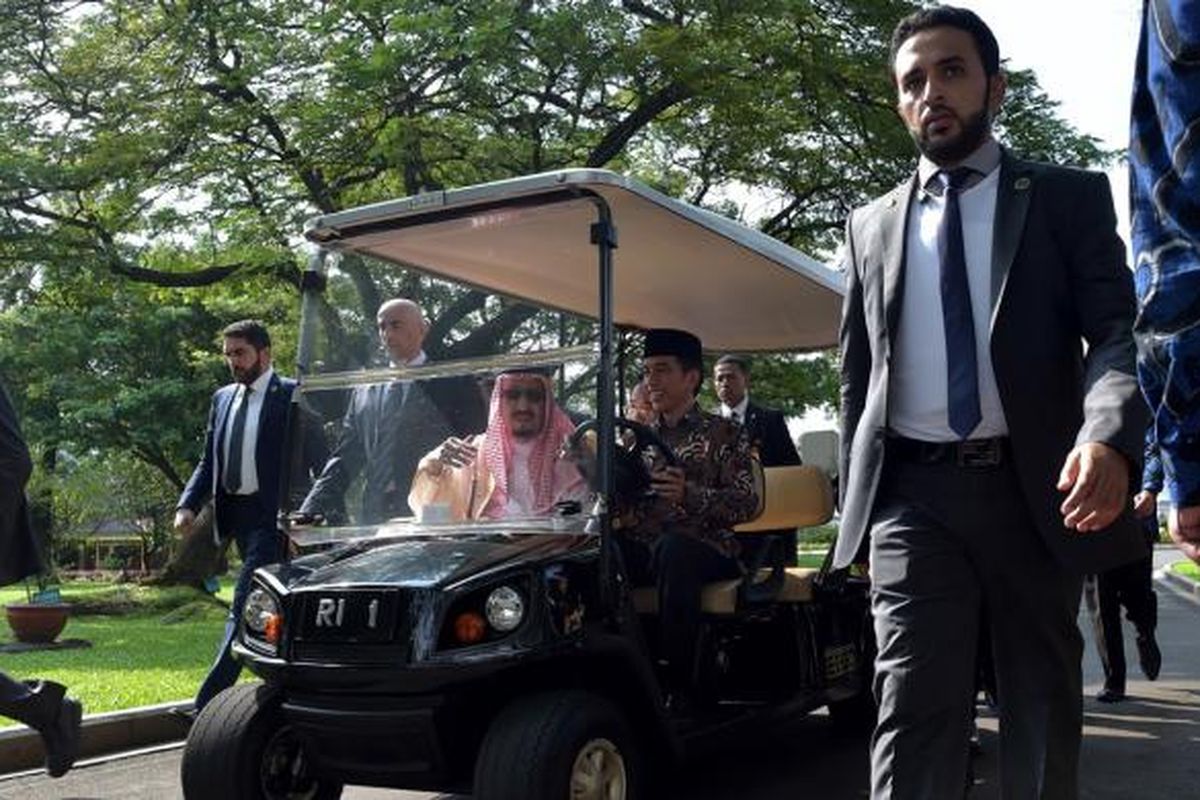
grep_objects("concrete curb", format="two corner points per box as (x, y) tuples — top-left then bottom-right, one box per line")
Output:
(1157, 563), (1200, 602)
(0, 700), (190, 776)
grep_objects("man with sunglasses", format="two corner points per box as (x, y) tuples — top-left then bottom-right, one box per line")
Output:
(410, 370), (586, 520)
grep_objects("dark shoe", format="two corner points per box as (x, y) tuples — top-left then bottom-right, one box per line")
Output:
(1096, 687), (1126, 703)
(26, 681), (82, 778)
(1137, 634), (1161, 681)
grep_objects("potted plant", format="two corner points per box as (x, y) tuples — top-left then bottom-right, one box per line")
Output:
(4, 575), (71, 644)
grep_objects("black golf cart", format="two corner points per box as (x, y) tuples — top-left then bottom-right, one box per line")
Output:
(179, 169), (870, 800)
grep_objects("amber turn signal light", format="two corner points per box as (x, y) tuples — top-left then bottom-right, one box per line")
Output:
(264, 614), (283, 644)
(454, 611), (487, 644)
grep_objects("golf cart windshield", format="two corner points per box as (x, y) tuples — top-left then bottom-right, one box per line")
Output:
(285, 169), (843, 545)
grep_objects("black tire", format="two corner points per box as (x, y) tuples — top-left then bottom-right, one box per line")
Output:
(180, 684), (343, 800)
(474, 690), (641, 800)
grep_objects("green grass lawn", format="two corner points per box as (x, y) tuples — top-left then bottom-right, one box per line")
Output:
(1172, 559), (1200, 580)
(0, 579), (238, 727)
(796, 551), (827, 569)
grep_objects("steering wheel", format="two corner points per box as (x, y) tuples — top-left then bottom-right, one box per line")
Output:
(564, 418), (678, 502)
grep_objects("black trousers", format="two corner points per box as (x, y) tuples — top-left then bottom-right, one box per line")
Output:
(1084, 542), (1157, 693)
(0, 670), (33, 716)
(868, 454), (1082, 800)
(619, 533), (740, 690)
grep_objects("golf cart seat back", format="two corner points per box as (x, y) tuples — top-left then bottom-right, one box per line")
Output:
(631, 465), (834, 615)
(733, 464), (833, 533)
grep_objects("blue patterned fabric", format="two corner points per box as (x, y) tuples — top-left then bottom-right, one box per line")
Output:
(1143, 426), (1164, 494)
(1131, 0), (1200, 506)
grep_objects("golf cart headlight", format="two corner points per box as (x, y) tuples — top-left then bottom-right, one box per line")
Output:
(484, 586), (524, 633)
(244, 587), (281, 640)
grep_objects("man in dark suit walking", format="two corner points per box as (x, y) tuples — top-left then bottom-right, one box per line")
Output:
(0, 379), (82, 776)
(714, 355), (802, 564)
(300, 298), (485, 524)
(175, 320), (319, 713)
(836, 8), (1147, 798)
(1085, 428), (1163, 703)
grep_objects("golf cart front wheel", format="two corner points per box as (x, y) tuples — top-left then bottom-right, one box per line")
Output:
(180, 683), (343, 800)
(474, 690), (641, 800)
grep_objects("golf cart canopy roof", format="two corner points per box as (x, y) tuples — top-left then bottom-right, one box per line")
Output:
(304, 169), (843, 352)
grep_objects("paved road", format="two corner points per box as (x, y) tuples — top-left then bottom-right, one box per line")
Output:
(3, 554), (1198, 800)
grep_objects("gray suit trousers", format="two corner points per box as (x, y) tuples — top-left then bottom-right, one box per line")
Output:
(869, 454), (1083, 800)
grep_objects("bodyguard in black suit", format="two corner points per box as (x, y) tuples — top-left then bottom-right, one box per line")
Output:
(836, 8), (1147, 798)
(0, 379), (82, 776)
(175, 320), (323, 712)
(300, 298), (485, 524)
(714, 355), (802, 564)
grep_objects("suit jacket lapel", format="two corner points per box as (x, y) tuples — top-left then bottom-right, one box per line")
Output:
(990, 152), (1033, 334)
(883, 176), (918, 340)
(255, 373), (285, 463)
(213, 386), (235, 477)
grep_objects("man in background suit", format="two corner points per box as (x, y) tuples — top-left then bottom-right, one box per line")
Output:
(0, 379), (82, 776)
(1085, 428), (1163, 703)
(300, 298), (485, 524)
(836, 8), (1147, 798)
(175, 320), (321, 714)
(714, 354), (802, 564)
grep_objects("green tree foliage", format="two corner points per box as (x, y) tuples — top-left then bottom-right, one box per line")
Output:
(0, 0), (1108, 527)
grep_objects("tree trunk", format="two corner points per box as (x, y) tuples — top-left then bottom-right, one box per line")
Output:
(148, 504), (230, 587)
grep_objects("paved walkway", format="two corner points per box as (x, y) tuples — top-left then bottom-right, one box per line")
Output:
(3, 548), (1198, 799)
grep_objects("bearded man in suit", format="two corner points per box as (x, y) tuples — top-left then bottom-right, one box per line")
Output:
(176, 320), (326, 714)
(835, 7), (1148, 798)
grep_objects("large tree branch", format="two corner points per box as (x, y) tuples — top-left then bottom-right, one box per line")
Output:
(425, 290), (488, 358)
(447, 303), (540, 359)
(585, 80), (692, 167)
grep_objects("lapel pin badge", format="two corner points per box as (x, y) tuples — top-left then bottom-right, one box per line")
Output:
(887, 196), (898, 208)
(1014, 177), (1031, 191)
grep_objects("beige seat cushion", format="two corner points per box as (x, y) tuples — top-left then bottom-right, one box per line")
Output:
(735, 464), (833, 533)
(630, 567), (819, 616)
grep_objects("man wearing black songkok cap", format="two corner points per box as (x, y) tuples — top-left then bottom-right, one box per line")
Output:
(621, 328), (759, 706)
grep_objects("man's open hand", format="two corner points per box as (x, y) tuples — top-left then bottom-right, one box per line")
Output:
(1168, 505), (1200, 564)
(1057, 442), (1129, 532)
(650, 466), (686, 504)
(173, 508), (195, 536)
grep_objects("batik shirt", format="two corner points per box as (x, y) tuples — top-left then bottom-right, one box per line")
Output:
(626, 403), (759, 558)
(1131, 0), (1200, 506)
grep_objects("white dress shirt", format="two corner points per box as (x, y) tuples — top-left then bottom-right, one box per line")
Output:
(721, 395), (750, 424)
(222, 367), (274, 495)
(889, 140), (1009, 442)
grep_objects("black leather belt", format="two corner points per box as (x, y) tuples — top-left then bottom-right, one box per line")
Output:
(886, 435), (1009, 468)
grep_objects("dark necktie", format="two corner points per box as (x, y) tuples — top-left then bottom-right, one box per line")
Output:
(366, 381), (405, 498)
(937, 167), (981, 439)
(223, 386), (253, 493)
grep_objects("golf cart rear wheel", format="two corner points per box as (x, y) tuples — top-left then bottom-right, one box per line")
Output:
(474, 690), (640, 800)
(180, 683), (343, 800)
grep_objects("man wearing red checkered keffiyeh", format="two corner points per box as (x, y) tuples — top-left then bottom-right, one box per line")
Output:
(410, 372), (586, 520)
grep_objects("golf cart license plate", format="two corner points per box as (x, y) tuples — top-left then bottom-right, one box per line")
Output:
(298, 592), (399, 642)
